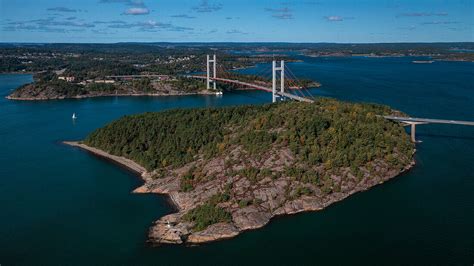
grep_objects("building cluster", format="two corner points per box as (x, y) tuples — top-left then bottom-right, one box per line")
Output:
(156, 55), (196, 64)
(58, 76), (115, 85)
(57, 74), (172, 85)
(58, 76), (76, 82)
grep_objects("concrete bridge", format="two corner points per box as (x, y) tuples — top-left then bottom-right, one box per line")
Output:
(383, 116), (474, 142)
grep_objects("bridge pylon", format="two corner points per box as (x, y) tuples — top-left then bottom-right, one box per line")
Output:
(207, 54), (217, 90)
(272, 60), (285, 103)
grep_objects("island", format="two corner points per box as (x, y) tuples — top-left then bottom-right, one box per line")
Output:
(6, 71), (320, 100)
(65, 98), (415, 245)
(6, 72), (214, 100)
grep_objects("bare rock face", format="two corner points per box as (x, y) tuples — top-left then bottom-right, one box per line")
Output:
(65, 139), (415, 246)
(232, 206), (272, 230)
(148, 214), (190, 244)
(187, 223), (240, 244)
(140, 159), (415, 245)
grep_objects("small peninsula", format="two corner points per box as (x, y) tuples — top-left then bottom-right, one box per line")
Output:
(66, 99), (415, 245)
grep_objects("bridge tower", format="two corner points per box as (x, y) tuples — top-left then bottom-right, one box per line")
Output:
(272, 60), (285, 103)
(207, 54), (217, 90)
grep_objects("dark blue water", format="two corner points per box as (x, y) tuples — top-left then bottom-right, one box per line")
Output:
(1, 56), (473, 265)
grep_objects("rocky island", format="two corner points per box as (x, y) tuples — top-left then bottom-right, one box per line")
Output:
(6, 71), (321, 101)
(6, 72), (214, 100)
(65, 99), (415, 245)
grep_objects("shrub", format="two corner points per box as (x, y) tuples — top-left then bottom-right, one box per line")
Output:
(183, 202), (232, 231)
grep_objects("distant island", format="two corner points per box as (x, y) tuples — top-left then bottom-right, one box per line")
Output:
(6, 71), (320, 101)
(65, 99), (415, 245)
(6, 73), (215, 100)
(300, 42), (474, 62)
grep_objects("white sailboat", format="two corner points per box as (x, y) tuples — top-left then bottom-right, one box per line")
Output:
(72, 113), (77, 120)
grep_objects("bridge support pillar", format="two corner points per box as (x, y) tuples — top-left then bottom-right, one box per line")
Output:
(207, 54), (217, 90)
(411, 123), (416, 143)
(406, 122), (426, 143)
(272, 60), (285, 103)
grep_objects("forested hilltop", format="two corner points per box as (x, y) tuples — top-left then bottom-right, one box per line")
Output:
(80, 99), (415, 244)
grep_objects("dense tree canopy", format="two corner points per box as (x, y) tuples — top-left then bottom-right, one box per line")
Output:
(85, 99), (414, 174)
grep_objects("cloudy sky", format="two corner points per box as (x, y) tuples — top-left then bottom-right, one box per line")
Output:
(0, 0), (472, 43)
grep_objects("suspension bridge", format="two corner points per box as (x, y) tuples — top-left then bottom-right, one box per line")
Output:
(187, 54), (316, 103)
(186, 54), (474, 142)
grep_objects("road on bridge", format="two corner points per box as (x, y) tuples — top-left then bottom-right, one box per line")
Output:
(189, 75), (314, 103)
(383, 116), (474, 126)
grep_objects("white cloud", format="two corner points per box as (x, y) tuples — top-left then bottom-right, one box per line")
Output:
(192, 0), (222, 13)
(398, 12), (448, 17)
(123, 7), (150, 15)
(265, 7), (294, 20)
(226, 29), (248, 34)
(106, 19), (193, 32)
(47, 7), (77, 13)
(325, 16), (344, 22)
(421, 21), (459, 25)
(171, 14), (196, 19)
(100, 0), (144, 7)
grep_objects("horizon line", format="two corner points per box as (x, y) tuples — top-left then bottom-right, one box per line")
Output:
(1, 41), (473, 45)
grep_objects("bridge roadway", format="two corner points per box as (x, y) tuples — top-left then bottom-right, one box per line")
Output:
(189, 75), (314, 103)
(384, 115), (474, 142)
(383, 116), (474, 126)
(106, 74), (168, 79)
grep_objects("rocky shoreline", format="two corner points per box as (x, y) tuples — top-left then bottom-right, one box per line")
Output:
(6, 90), (217, 101)
(64, 141), (415, 246)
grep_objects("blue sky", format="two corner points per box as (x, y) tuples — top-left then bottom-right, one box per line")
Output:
(0, 0), (472, 43)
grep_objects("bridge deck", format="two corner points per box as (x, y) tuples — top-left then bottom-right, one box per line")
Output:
(189, 75), (314, 103)
(106, 75), (168, 79)
(383, 116), (474, 126)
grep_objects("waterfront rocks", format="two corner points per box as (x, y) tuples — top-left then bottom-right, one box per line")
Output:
(149, 214), (189, 244)
(7, 83), (217, 101)
(232, 206), (272, 230)
(186, 223), (240, 244)
(65, 141), (415, 245)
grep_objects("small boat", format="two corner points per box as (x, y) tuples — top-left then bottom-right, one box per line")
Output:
(72, 113), (77, 120)
(215, 91), (223, 96)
